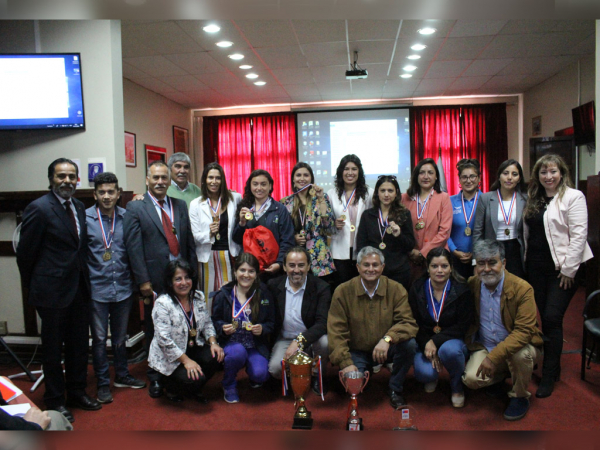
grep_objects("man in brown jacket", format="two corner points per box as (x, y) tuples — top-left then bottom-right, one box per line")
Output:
(328, 246), (418, 409)
(462, 240), (543, 421)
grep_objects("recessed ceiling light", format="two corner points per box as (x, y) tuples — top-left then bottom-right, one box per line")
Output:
(239, 65), (253, 70)
(254, 81), (266, 86)
(403, 65), (417, 72)
(228, 53), (244, 60)
(245, 73), (259, 79)
(203, 24), (220, 33)
(411, 44), (427, 51)
(216, 41), (233, 48)
(400, 74), (413, 78)
(407, 55), (421, 60)
(417, 27), (436, 35)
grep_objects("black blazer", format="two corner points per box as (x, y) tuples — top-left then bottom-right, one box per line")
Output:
(123, 194), (197, 295)
(408, 276), (474, 352)
(267, 273), (331, 346)
(17, 192), (89, 308)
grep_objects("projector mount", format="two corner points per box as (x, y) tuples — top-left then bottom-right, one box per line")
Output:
(346, 51), (368, 80)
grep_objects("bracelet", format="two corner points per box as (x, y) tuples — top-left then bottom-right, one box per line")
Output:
(209, 341), (218, 346)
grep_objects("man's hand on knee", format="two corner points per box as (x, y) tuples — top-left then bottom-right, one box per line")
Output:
(476, 357), (496, 380)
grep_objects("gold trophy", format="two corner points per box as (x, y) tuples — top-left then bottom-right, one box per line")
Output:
(339, 370), (370, 431)
(284, 334), (317, 430)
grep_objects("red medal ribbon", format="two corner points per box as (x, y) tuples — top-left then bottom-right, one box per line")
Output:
(427, 279), (450, 325)
(96, 207), (116, 251)
(416, 191), (433, 221)
(496, 189), (516, 227)
(461, 191), (479, 227)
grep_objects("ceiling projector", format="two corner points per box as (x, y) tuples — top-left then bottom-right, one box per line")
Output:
(345, 69), (368, 80)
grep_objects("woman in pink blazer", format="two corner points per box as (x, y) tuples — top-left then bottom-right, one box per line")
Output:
(401, 158), (453, 286)
(524, 154), (593, 399)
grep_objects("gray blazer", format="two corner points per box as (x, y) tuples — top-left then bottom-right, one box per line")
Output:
(148, 291), (216, 376)
(473, 190), (527, 265)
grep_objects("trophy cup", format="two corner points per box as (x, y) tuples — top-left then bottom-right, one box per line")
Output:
(339, 370), (370, 430)
(393, 405), (418, 431)
(284, 334), (320, 430)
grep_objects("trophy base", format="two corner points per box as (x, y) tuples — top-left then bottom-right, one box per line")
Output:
(346, 418), (363, 431)
(292, 417), (313, 430)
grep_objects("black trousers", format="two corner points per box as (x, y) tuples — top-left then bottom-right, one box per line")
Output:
(527, 262), (578, 379)
(36, 279), (90, 409)
(332, 257), (358, 291)
(164, 344), (220, 395)
(503, 239), (526, 279)
(451, 254), (474, 280)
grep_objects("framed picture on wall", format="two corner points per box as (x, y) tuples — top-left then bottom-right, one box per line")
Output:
(532, 116), (542, 136)
(125, 131), (137, 167)
(173, 126), (189, 154)
(145, 144), (167, 167)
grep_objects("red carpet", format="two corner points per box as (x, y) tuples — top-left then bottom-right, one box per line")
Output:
(3, 287), (600, 431)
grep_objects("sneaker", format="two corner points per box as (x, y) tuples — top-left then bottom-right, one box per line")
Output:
(224, 387), (240, 403)
(503, 397), (529, 421)
(388, 389), (405, 409)
(372, 364), (382, 374)
(97, 386), (113, 404)
(249, 381), (263, 389)
(451, 393), (465, 408)
(114, 375), (147, 389)
(424, 380), (438, 393)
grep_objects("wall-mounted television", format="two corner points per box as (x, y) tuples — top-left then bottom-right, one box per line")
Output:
(0, 53), (85, 130)
(571, 100), (595, 147)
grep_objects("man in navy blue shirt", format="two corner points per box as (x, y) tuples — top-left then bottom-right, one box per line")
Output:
(86, 172), (145, 404)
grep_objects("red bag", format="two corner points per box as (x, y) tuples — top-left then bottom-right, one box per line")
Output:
(242, 225), (279, 271)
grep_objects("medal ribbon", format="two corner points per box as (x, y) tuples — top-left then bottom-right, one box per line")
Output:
(342, 188), (356, 213)
(461, 191), (479, 227)
(250, 200), (269, 217)
(496, 190), (516, 227)
(294, 183), (313, 196)
(96, 207), (116, 251)
(378, 209), (389, 242)
(175, 297), (196, 333)
(298, 204), (308, 230)
(147, 191), (175, 229)
(416, 190), (433, 220)
(231, 286), (255, 320)
(427, 279), (450, 324)
(208, 197), (222, 217)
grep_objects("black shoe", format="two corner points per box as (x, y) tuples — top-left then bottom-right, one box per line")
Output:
(535, 377), (555, 398)
(114, 375), (147, 389)
(66, 394), (102, 411)
(312, 376), (328, 396)
(166, 391), (184, 402)
(194, 393), (209, 404)
(484, 382), (506, 399)
(503, 397), (530, 421)
(54, 405), (74, 423)
(388, 389), (405, 409)
(148, 380), (163, 398)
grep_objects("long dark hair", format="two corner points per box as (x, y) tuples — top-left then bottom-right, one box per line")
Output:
(236, 169), (275, 218)
(200, 162), (233, 209)
(372, 176), (408, 225)
(426, 247), (465, 284)
(334, 154), (369, 204)
(232, 252), (262, 319)
(490, 159), (526, 193)
(525, 154), (573, 219)
(288, 162), (315, 229)
(407, 158), (442, 197)
(163, 259), (194, 304)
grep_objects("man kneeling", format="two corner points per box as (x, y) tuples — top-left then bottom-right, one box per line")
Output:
(328, 246), (417, 408)
(462, 240), (543, 421)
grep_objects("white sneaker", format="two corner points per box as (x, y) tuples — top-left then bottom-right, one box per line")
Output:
(372, 364), (382, 374)
(451, 393), (465, 408)
(424, 381), (438, 393)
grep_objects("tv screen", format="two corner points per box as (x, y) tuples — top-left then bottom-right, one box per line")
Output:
(0, 53), (85, 130)
(571, 100), (595, 147)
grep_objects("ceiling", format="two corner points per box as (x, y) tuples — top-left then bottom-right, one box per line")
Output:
(120, 19), (596, 110)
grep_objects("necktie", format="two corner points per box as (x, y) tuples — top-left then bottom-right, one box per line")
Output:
(159, 200), (180, 256)
(64, 200), (79, 241)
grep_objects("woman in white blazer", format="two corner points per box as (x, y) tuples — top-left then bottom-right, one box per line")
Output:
(327, 154), (373, 287)
(189, 163), (242, 309)
(524, 154), (593, 399)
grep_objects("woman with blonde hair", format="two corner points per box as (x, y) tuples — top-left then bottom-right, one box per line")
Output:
(524, 154), (593, 398)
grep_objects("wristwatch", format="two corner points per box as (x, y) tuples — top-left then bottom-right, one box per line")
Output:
(383, 335), (392, 344)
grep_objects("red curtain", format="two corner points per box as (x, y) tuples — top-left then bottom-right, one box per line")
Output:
(217, 116), (252, 195)
(410, 104), (508, 194)
(253, 114), (296, 200)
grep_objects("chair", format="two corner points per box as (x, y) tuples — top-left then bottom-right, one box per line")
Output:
(581, 289), (600, 380)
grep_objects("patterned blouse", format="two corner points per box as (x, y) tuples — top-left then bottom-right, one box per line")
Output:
(280, 193), (336, 277)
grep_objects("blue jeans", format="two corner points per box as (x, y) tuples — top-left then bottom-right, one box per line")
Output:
(413, 339), (468, 394)
(90, 297), (133, 387)
(222, 343), (269, 390)
(350, 338), (417, 393)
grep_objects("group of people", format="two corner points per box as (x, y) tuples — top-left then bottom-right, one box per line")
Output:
(13, 150), (592, 427)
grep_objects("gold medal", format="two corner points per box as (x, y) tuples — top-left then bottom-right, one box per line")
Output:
(464, 227), (472, 236)
(245, 212), (254, 221)
(309, 188), (316, 196)
(379, 242), (386, 250)
(212, 215), (219, 223)
(339, 214), (346, 221)
(232, 319), (239, 330)
(386, 227), (393, 234)
(350, 225), (356, 232)
(172, 226), (177, 236)
(102, 250), (111, 261)
(216, 233), (220, 240)
(189, 329), (197, 337)
(416, 221), (425, 230)
(143, 297), (151, 305)
(505, 228), (510, 236)
(300, 230), (306, 236)
(433, 325), (441, 334)
(245, 321), (253, 331)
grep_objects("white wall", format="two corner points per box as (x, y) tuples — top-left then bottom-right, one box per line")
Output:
(123, 79), (193, 193)
(523, 55), (596, 179)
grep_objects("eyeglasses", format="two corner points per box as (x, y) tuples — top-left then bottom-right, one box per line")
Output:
(459, 175), (479, 182)
(377, 175), (397, 180)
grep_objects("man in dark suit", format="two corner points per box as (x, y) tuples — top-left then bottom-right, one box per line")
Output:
(16, 158), (101, 423)
(123, 160), (197, 398)
(267, 246), (331, 394)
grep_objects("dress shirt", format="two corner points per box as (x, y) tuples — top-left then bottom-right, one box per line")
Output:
(448, 191), (481, 253)
(85, 206), (133, 302)
(496, 199), (517, 241)
(151, 196), (178, 260)
(53, 192), (80, 236)
(282, 277), (308, 339)
(478, 273), (509, 352)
